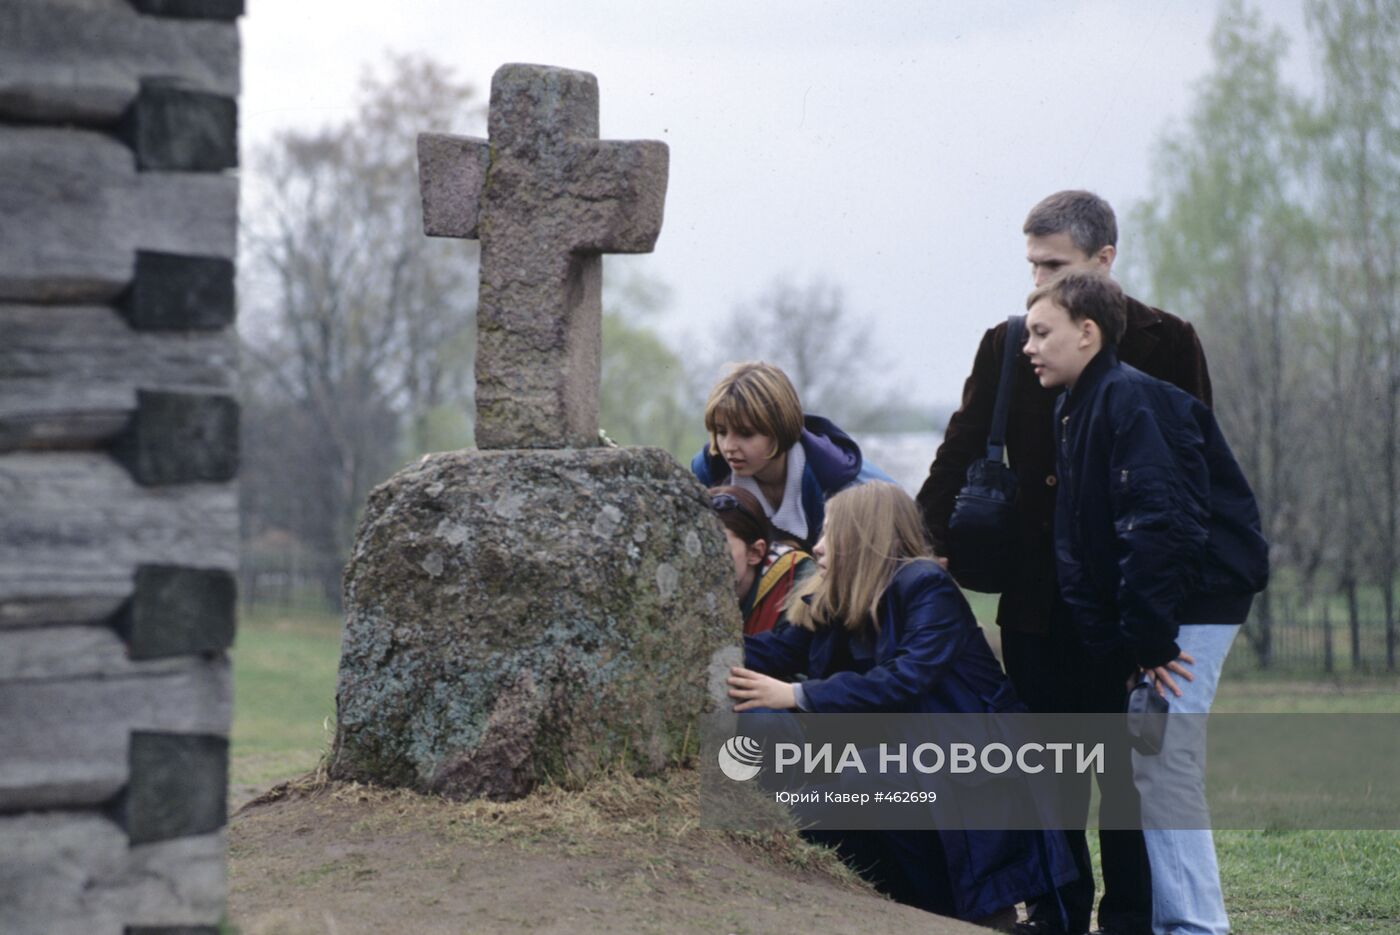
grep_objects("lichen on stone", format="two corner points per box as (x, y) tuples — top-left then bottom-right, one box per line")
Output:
(329, 446), (740, 801)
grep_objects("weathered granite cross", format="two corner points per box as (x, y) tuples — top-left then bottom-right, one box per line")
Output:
(418, 63), (670, 449)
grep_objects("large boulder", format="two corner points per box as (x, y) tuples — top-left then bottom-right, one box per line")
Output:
(328, 446), (740, 800)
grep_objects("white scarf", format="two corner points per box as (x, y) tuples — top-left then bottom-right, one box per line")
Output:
(731, 442), (808, 543)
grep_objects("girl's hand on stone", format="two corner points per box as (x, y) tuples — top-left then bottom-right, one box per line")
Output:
(727, 666), (797, 712)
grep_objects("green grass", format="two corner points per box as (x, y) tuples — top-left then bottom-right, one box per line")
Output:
(1084, 828), (1400, 935)
(1216, 682), (1400, 933)
(232, 602), (1400, 931)
(1216, 678), (1400, 713)
(964, 590), (1000, 627)
(1083, 680), (1400, 934)
(1218, 830), (1400, 934)
(230, 604), (342, 787)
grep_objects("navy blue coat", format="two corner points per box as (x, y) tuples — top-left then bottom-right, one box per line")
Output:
(1053, 349), (1269, 668)
(744, 561), (1076, 920)
(692, 414), (891, 549)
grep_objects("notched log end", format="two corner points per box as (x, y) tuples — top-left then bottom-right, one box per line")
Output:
(117, 84), (238, 173)
(115, 731), (228, 845)
(111, 390), (239, 486)
(115, 564), (236, 660)
(129, 0), (246, 20)
(119, 251), (235, 331)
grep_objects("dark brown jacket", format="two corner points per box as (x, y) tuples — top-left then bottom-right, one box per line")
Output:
(916, 296), (1212, 634)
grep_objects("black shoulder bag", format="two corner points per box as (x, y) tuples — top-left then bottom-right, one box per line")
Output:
(945, 315), (1025, 593)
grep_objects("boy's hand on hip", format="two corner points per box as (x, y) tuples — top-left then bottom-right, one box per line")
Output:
(1142, 651), (1196, 698)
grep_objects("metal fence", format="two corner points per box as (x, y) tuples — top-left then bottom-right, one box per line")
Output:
(1230, 592), (1398, 674)
(238, 544), (344, 615)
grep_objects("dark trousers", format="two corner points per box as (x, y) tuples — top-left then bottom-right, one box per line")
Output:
(1001, 601), (1152, 935)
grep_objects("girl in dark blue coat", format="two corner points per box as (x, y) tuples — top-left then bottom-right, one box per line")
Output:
(728, 481), (1075, 929)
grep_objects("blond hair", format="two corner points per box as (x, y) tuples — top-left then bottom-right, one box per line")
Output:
(786, 482), (936, 632)
(703, 362), (804, 459)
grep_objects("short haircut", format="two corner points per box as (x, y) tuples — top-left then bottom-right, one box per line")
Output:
(703, 362), (804, 458)
(1023, 190), (1118, 256)
(1026, 269), (1127, 347)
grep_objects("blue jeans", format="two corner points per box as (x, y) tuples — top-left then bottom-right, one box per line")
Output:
(1131, 624), (1238, 935)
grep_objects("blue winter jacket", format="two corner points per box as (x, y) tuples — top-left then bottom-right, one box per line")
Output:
(691, 414), (892, 547)
(743, 560), (1076, 920)
(1053, 349), (1269, 668)
(743, 560), (1014, 715)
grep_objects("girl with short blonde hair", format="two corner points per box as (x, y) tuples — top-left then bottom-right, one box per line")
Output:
(692, 361), (891, 550)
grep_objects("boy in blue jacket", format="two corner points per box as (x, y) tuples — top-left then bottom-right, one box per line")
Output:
(1022, 270), (1268, 935)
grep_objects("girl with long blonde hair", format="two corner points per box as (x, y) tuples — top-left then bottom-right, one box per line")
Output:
(727, 482), (1073, 929)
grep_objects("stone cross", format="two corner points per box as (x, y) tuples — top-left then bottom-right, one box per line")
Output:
(418, 63), (670, 449)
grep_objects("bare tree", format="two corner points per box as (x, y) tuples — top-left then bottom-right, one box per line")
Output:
(239, 55), (482, 602)
(1309, 0), (1400, 670)
(715, 275), (898, 429)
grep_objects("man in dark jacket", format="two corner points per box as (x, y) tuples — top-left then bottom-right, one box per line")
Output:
(1024, 269), (1267, 935)
(916, 191), (1211, 935)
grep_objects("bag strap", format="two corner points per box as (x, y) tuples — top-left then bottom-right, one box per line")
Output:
(986, 314), (1025, 462)
(754, 550), (802, 606)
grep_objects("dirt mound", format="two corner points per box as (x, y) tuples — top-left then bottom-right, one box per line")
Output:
(228, 769), (987, 934)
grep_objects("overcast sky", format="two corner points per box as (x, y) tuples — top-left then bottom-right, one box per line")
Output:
(240, 0), (1313, 411)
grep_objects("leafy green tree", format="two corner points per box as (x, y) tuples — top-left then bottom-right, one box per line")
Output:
(599, 270), (706, 461)
(1307, 0), (1400, 669)
(1129, 0), (1318, 665)
(1130, 0), (1400, 670)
